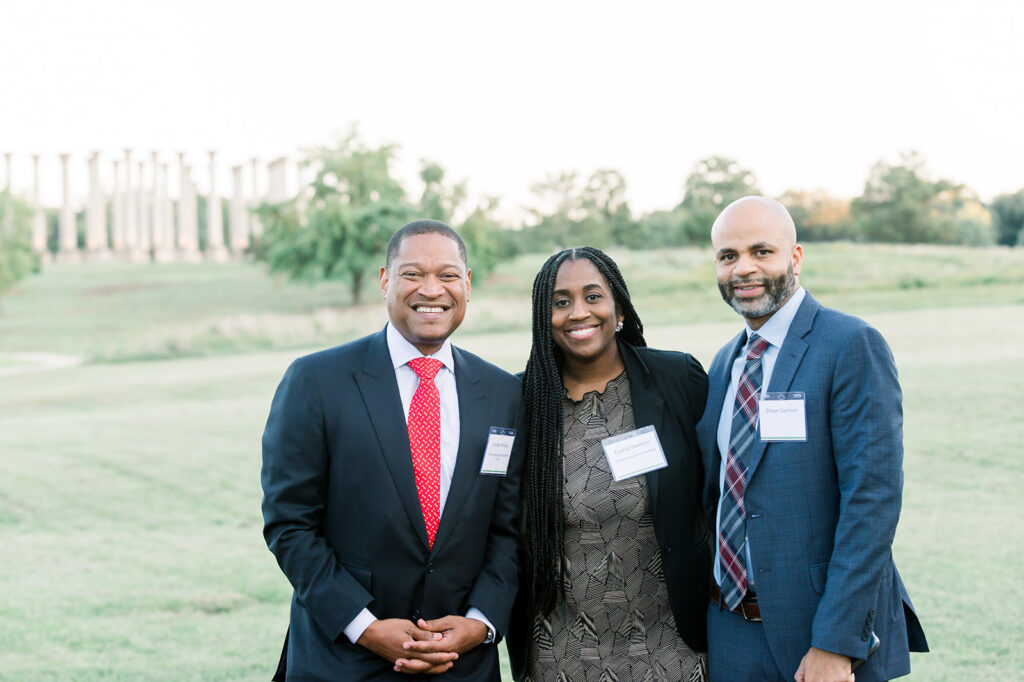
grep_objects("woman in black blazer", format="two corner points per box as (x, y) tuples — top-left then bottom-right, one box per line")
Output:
(507, 247), (711, 681)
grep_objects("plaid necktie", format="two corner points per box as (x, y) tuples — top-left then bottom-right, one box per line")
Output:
(718, 334), (770, 609)
(408, 357), (444, 548)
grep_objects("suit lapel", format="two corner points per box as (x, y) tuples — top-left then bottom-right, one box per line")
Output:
(432, 346), (486, 555)
(620, 345), (666, 510)
(353, 329), (430, 549)
(746, 294), (819, 481)
(705, 331), (746, 472)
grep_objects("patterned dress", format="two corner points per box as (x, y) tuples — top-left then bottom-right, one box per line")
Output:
(525, 371), (707, 682)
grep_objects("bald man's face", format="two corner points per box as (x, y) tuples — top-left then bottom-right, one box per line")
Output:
(711, 202), (803, 329)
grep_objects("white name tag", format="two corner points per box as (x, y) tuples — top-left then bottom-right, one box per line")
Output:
(600, 425), (669, 482)
(480, 427), (516, 476)
(758, 392), (807, 442)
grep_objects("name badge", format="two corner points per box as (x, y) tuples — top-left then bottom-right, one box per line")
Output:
(480, 427), (516, 476)
(600, 425), (669, 482)
(758, 392), (807, 442)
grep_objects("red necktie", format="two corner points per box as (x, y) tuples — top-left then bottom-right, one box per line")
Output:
(407, 357), (444, 548)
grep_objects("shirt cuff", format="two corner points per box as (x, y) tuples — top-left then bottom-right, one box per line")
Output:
(465, 607), (496, 644)
(343, 608), (377, 644)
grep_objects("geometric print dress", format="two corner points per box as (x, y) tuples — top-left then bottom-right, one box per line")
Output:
(525, 371), (707, 682)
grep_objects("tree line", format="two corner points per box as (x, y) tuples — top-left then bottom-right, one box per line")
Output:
(252, 135), (1024, 302)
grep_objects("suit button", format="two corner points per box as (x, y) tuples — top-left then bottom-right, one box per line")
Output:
(412, 609), (421, 620)
(663, 545), (671, 554)
(426, 562), (434, 574)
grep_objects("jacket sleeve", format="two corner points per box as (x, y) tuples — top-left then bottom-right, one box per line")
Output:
(261, 358), (374, 642)
(811, 324), (903, 660)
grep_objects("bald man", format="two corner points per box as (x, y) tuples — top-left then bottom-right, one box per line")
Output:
(696, 197), (927, 682)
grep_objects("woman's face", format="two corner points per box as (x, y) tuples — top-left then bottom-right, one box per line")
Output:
(550, 258), (623, 365)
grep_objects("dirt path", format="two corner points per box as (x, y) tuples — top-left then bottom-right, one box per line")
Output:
(0, 353), (83, 377)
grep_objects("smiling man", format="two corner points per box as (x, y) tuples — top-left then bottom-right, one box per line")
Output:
(697, 197), (928, 682)
(261, 220), (524, 681)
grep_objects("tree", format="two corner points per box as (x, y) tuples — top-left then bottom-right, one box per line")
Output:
(777, 189), (854, 242)
(679, 156), (760, 245)
(991, 191), (1024, 247)
(582, 169), (640, 248)
(458, 196), (514, 276)
(255, 131), (412, 304)
(850, 151), (958, 244)
(932, 184), (994, 246)
(0, 191), (39, 310)
(418, 160), (467, 223)
(518, 169), (638, 251)
(416, 160), (508, 277)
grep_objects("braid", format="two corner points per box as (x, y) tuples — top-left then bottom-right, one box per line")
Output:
(520, 246), (646, 618)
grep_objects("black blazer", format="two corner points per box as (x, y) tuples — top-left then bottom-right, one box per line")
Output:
(507, 342), (711, 679)
(261, 328), (525, 681)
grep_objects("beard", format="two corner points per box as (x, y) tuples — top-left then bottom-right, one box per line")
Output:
(719, 264), (798, 320)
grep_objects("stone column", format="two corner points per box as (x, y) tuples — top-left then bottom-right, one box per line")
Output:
(110, 159), (125, 253)
(150, 152), (166, 259)
(152, 157), (176, 263)
(204, 150), (228, 262)
(56, 153), (79, 262)
(123, 149), (137, 253)
(85, 152), (110, 259)
(228, 164), (250, 254)
(249, 157), (263, 239)
(268, 156), (288, 202)
(132, 159), (151, 261)
(30, 154), (49, 263)
(177, 153), (201, 262)
(163, 162), (174, 250)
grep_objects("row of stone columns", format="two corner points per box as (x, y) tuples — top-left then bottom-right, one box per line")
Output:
(1, 151), (293, 265)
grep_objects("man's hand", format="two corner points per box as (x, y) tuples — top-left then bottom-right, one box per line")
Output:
(795, 646), (854, 682)
(400, 615), (488, 657)
(356, 618), (458, 675)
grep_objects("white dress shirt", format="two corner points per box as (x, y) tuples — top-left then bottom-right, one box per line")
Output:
(715, 287), (806, 589)
(344, 323), (494, 644)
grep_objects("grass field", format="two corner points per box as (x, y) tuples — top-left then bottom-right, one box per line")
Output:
(1, 244), (1022, 680)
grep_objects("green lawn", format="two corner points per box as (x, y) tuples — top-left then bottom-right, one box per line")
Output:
(0, 245), (1021, 680)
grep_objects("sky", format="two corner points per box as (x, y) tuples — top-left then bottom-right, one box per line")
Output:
(3, 0), (1023, 220)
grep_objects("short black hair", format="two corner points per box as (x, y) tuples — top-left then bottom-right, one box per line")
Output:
(385, 219), (467, 269)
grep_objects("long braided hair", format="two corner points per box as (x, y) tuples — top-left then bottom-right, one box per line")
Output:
(520, 246), (646, 617)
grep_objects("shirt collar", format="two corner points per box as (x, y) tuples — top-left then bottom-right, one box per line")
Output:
(386, 322), (455, 373)
(744, 286), (806, 349)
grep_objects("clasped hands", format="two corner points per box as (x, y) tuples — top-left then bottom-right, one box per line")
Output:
(357, 615), (488, 675)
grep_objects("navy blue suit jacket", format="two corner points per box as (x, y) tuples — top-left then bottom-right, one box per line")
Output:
(697, 293), (927, 681)
(261, 329), (524, 681)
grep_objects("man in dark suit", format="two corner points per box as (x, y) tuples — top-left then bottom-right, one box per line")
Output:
(698, 197), (928, 682)
(261, 220), (524, 681)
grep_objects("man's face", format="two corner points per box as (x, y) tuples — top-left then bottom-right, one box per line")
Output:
(712, 206), (802, 330)
(380, 232), (471, 355)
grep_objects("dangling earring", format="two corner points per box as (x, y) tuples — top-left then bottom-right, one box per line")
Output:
(615, 321), (623, 333)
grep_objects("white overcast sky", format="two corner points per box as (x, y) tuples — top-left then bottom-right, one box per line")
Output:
(3, 0), (1023, 216)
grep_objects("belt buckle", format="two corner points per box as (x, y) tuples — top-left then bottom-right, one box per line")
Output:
(738, 599), (761, 622)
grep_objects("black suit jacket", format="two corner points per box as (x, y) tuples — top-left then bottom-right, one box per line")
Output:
(507, 342), (711, 679)
(261, 328), (525, 681)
